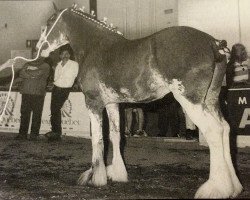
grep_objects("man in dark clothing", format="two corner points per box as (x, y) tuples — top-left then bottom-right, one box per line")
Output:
(157, 93), (180, 137)
(15, 58), (50, 140)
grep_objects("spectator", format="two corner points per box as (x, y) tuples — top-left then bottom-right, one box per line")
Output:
(220, 43), (249, 122)
(225, 43), (249, 137)
(45, 45), (79, 141)
(157, 94), (180, 137)
(124, 106), (147, 137)
(226, 43), (249, 88)
(15, 55), (50, 140)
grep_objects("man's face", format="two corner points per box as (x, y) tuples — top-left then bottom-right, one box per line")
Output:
(60, 50), (70, 62)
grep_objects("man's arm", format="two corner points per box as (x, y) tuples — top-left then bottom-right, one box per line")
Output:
(19, 65), (34, 79)
(19, 63), (50, 79)
(0, 59), (15, 72)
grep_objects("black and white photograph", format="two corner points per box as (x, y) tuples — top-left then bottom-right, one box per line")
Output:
(0, 0), (249, 199)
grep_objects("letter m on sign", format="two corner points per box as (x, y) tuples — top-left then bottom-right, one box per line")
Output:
(238, 97), (247, 104)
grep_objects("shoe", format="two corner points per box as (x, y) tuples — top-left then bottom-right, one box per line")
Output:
(48, 136), (61, 142)
(46, 132), (62, 142)
(124, 130), (132, 137)
(133, 130), (141, 137)
(185, 134), (193, 140)
(29, 134), (39, 141)
(192, 130), (199, 141)
(14, 134), (28, 140)
(177, 132), (186, 138)
(141, 130), (148, 137)
(132, 133), (140, 137)
(185, 129), (196, 140)
(133, 130), (148, 137)
(45, 131), (53, 138)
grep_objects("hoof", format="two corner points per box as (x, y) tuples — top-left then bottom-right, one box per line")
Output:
(107, 164), (128, 182)
(231, 182), (243, 198)
(77, 168), (93, 185)
(45, 131), (61, 142)
(195, 180), (233, 199)
(78, 167), (107, 187)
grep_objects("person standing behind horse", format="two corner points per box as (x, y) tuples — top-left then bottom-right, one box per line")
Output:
(15, 56), (50, 140)
(225, 43), (249, 141)
(226, 43), (249, 87)
(124, 105), (148, 137)
(45, 45), (79, 141)
(224, 43), (249, 118)
(157, 94), (180, 137)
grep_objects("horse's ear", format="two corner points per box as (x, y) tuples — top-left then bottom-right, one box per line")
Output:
(52, 2), (59, 12)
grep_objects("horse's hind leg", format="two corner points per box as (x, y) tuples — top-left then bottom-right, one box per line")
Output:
(78, 107), (107, 186)
(106, 103), (128, 182)
(221, 118), (243, 197)
(172, 93), (236, 198)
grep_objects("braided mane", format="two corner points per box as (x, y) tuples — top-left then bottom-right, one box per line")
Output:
(70, 8), (124, 37)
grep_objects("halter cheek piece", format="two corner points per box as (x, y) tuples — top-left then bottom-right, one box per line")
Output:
(37, 8), (68, 56)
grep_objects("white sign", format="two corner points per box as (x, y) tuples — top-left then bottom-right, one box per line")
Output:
(0, 91), (90, 138)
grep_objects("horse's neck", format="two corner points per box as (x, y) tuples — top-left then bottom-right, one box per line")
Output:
(65, 13), (125, 54)
(70, 29), (124, 53)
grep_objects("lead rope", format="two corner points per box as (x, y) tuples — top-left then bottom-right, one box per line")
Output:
(0, 8), (68, 122)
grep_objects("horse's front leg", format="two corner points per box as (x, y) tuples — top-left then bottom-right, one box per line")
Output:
(78, 107), (107, 186)
(106, 103), (128, 182)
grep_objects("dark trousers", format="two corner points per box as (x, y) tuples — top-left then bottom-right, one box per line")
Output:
(50, 86), (70, 135)
(19, 94), (45, 136)
(158, 102), (180, 137)
(158, 95), (180, 137)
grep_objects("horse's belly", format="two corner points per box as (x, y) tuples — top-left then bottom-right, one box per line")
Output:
(125, 67), (171, 102)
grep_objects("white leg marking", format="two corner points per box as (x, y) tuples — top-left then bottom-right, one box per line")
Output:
(106, 103), (128, 182)
(172, 92), (236, 199)
(148, 68), (170, 96)
(99, 82), (120, 103)
(221, 119), (243, 197)
(78, 110), (107, 186)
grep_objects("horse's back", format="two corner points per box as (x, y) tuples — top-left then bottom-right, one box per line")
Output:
(148, 26), (218, 103)
(152, 26), (215, 69)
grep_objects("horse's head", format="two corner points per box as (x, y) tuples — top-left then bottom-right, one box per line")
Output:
(36, 3), (69, 57)
(37, 3), (125, 58)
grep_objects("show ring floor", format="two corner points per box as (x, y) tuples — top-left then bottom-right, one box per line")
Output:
(0, 132), (249, 199)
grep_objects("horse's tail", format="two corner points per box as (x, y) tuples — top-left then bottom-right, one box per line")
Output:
(203, 39), (228, 107)
(216, 39), (230, 53)
(211, 39), (230, 63)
